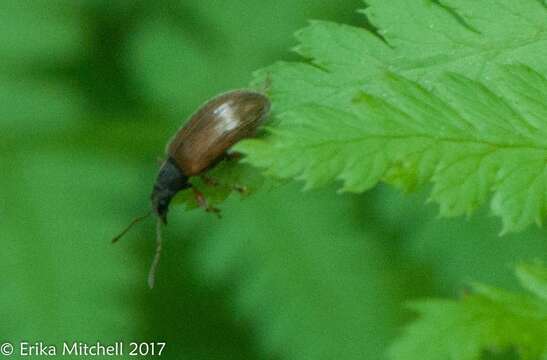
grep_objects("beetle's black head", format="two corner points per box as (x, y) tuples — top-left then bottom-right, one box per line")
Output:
(151, 157), (191, 224)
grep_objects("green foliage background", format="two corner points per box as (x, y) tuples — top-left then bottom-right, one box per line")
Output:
(1, 0), (546, 359)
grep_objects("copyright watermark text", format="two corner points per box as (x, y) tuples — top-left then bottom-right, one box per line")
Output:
(0, 342), (165, 357)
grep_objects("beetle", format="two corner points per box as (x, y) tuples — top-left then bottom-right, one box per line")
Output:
(112, 89), (270, 287)
(152, 89), (270, 223)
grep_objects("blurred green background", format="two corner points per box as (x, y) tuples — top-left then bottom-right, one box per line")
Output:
(1, 1), (546, 359)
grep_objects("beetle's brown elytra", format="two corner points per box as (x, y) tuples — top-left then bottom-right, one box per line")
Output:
(112, 89), (270, 288)
(151, 90), (270, 223)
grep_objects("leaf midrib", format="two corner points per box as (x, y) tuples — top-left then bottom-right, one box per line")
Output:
(279, 132), (547, 152)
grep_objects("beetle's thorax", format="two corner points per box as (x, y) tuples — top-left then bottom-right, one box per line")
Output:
(151, 157), (191, 224)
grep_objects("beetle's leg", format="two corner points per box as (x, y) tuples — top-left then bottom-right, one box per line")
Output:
(192, 188), (222, 218)
(200, 172), (249, 197)
(200, 175), (219, 187)
(223, 153), (248, 194)
(201, 174), (248, 195)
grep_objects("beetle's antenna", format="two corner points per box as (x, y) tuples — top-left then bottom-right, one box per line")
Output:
(147, 218), (164, 289)
(111, 211), (152, 243)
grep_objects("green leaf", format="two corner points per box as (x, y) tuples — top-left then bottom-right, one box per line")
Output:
(238, 1), (547, 232)
(238, 65), (547, 232)
(389, 263), (547, 360)
(171, 160), (269, 210)
(257, 0), (547, 114)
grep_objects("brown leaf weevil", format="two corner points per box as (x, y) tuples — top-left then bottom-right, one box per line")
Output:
(112, 90), (270, 287)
